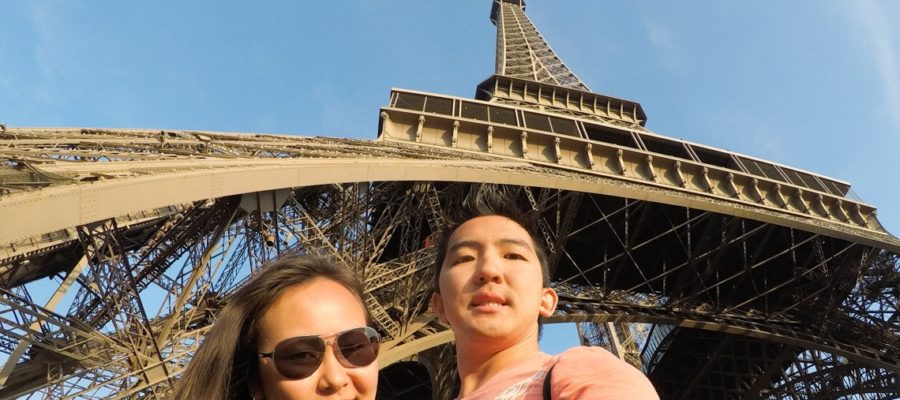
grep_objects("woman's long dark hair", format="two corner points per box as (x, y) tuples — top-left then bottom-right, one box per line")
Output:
(172, 255), (368, 400)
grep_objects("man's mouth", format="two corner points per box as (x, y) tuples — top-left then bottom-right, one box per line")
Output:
(470, 293), (508, 310)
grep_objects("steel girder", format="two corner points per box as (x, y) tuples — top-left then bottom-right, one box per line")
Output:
(1, 128), (898, 399)
(4, 1), (899, 398)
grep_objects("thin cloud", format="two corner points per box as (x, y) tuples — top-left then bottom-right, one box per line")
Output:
(642, 16), (683, 74)
(22, 3), (91, 110)
(23, 2), (65, 106)
(850, 1), (900, 136)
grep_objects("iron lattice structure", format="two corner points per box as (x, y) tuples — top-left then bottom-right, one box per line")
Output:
(1, 1), (898, 398)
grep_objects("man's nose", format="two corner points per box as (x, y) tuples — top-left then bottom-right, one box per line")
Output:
(476, 252), (503, 283)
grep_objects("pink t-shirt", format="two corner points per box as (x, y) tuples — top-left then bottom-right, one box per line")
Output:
(458, 347), (659, 400)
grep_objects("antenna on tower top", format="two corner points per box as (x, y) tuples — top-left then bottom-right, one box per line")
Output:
(490, 0), (589, 91)
(490, 0), (525, 25)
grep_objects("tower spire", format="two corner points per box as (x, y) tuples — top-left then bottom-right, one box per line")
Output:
(490, 0), (589, 91)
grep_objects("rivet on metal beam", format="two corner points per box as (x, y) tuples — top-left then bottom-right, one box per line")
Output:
(726, 172), (740, 198)
(644, 155), (656, 181)
(773, 183), (788, 209)
(832, 199), (849, 222)
(585, 143), (595, 169)
(794, 189), (810, 214)
(814, 194), (830, 217)
(520, 131), (528, 157)
(416, 115), (425, 143)
(487, 126), (494, 153)
(749, 178), (765, 204)
(851, 203), (868, 227)
(554, 137), (562, 163)
(701, 166), (713, 193)
(615, 149), (626, 175)
(674, 161), (687, 187)
(378, 112), (392, 140)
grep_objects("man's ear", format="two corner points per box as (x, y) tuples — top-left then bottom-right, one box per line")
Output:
(431, 292), (448, 324)
(538, 287), (558, 318)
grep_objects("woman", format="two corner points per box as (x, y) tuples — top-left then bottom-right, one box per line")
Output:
(173, 255), (380, 399)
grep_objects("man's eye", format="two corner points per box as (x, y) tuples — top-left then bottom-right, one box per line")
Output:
(504, 253), (525, 260)
(452, 255), (475, 265)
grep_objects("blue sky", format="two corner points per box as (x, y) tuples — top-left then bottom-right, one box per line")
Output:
(3, 1), (899, 355)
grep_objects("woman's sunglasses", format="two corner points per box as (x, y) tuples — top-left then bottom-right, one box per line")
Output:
(257, 327), (380, 380)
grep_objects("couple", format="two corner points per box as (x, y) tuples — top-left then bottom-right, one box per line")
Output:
(174, 193), (659, 399)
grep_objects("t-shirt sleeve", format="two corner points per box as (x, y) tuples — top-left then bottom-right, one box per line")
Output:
(551, 346), (659, 400)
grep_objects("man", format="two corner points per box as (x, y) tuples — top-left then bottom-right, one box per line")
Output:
(430, 189), (659, 399)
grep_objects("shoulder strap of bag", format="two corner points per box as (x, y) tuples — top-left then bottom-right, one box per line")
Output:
(542, 364), (556, 400)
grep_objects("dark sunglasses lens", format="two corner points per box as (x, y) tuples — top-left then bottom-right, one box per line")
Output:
(273, 337), (325, 379)
(336, 328), (380, 367)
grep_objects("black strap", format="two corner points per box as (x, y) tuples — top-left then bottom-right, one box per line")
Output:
(542, 364), (555, 400)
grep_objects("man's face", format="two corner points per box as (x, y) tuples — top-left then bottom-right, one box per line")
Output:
(431, 215), (557, 346)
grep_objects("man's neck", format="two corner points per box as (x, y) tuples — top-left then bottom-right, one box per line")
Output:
(455, 335), (543, 397)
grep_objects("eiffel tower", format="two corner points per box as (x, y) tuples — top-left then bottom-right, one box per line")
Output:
(1, 1), (898, 398)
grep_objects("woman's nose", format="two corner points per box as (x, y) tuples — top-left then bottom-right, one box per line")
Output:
(316, 343), (350, 393)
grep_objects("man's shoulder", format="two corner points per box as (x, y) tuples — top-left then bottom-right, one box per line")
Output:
(457, 352), (554, 400)
(554, 345), (645, 377)
(556, 346), (619, 363)
(551, 346), (660, 399)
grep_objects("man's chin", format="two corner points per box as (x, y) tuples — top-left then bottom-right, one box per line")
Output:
(463, 322), (512, 339)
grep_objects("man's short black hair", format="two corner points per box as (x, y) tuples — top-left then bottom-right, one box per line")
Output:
(431, 185), (551, 293)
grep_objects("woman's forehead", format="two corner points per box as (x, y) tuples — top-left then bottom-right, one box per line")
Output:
(261, 279), (367, 335)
